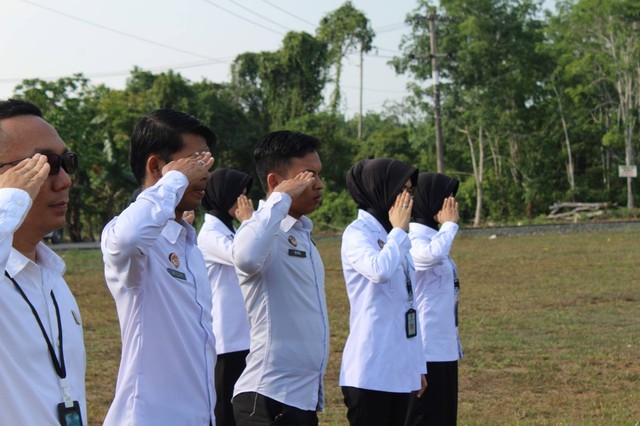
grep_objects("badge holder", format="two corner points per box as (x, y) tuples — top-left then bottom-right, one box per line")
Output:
(405, 308), (417, 338)
(58, 401), (83, 426)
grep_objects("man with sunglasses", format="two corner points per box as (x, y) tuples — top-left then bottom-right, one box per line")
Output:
(0, 98), (86, 425)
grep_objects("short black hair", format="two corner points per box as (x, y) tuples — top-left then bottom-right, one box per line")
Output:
(0, 98), (43, 120)
(0, 99), (44, 147)
(253, 130), (320, 192)
(129, 108), (216, 185)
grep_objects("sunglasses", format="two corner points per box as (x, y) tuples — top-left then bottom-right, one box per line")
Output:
(0, 152), (79, 176)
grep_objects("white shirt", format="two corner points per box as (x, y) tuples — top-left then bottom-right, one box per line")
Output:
(0, 188), (86, 425)
(197, 213), (250, 355)
(102, 171), (216, 426)
(232, 192), (329, 411)
(340, 210), (426, 393)
(409, 222), (463, 362)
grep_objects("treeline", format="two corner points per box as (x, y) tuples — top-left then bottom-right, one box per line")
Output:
(10, 0), (639, 241)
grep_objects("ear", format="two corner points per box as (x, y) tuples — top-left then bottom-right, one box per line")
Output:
(144, 155), (164, 186)
(266, 172), (281, 194)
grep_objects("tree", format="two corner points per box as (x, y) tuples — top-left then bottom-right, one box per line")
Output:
(553, 0), (640, 209)
(317, 1), (375, 126)
(231, 32), (328, 130)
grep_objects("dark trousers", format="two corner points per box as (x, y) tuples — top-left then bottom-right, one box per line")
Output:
(342, 386), (411, 426)
(405, 361), (458, 426)
(232, 392), (318, 426)
(215, 350), (249, 426)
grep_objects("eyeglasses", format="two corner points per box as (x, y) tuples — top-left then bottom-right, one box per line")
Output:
(403, 185), (416, 195)
(0, 152), (79, 176)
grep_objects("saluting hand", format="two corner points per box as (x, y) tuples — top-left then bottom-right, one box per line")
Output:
(235, 194), (254, 222)
(162, 152), (214, 185)
(0, 154), (50, 201)
(436, 196), (459, 224)
(273, 171), (315, 200)
(389, 190), (413, 232)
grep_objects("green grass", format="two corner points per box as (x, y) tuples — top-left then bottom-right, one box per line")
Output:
(62, 228), (640, 425)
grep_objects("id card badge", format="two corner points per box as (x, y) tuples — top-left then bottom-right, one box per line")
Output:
(405, 308), (417, 338)
(58, 401), (83, 426)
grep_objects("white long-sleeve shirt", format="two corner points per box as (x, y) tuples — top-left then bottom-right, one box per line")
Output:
(231, 192), (329, 411)
(0, 188), (86, 425)
(101, 171), (216, 426)
(409, 221), (463, 362)
(197, 213), (250, 355)
(340, 210), (426, 393)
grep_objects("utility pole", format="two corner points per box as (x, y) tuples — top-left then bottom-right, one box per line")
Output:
(428, 11), (445, 173)
(358, 48), (364, 141)
(409, 10), (456, 173)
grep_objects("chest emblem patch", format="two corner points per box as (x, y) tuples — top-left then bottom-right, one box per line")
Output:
(377, 239), (385, 249)
(169, 252), (180, 268)
(288, 235), (298, 247)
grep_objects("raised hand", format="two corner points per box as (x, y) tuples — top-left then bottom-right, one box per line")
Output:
(0, 154), (50, 201)
(273, 171), (315, 200)
(182, 210), (195, 225)
(436, 196), (459, 224)
(162, 152), (214, 185)
(235, 194), (254, 222)
(389, 189), (413, 232)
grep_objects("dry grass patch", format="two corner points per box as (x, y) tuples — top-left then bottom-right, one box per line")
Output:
(61, 228), (640, 425)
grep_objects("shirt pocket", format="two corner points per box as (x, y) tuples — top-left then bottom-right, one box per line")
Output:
(427, 264), (451, 293)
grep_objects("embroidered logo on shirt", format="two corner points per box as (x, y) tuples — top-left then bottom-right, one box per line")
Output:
(288, 235), (298, 247)
(169, 252), (180, 268)
(377, 239), (385, 249)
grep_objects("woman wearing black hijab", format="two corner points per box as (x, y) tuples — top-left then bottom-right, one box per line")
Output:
(339, 158), (427, 426)
(406, 172), (461, 426)
(196, 168), (254, 426)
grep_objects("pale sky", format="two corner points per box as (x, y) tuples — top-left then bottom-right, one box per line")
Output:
(0, 0), (556, 117)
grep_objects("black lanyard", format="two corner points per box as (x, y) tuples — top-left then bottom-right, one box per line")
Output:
(402, 259), (414, 304)
(4, 270), (66, 379)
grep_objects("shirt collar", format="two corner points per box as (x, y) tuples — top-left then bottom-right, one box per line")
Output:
(357, 209), (387, 235)
(281, 214), (313, 233)
(161, 219), (196, 245)
(409, 221), (437, 236)
(6, 242), (66, 278)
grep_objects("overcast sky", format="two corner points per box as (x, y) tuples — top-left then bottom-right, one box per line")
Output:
(0, 0), (556, 117)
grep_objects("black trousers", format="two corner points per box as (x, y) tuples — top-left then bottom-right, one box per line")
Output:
(232, 392), (318, 426)
(215, 350), (249, 426)
(341, 386), (411, 426)
(405, 361), (458, 426)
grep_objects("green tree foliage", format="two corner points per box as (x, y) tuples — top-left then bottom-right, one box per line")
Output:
(231, 31), (328, 129)
(317, 1), (375, 115)
(7, 0), (639, 236)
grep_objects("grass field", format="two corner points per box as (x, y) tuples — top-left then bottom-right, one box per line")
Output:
(61, 228), (640, 425)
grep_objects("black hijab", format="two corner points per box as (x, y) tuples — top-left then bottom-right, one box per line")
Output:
(346, 158), (418, 233)
(412, 172), (459, 230)
(202, 168), (253, 233)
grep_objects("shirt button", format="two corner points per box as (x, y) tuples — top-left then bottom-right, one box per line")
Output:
(17, 200), (25, 207)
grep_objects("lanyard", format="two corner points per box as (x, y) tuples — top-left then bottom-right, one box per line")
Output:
(4, 271), (66, 379)
(401, 259), (414, 305)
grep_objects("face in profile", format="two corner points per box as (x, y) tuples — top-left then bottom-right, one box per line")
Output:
(170, 133), (211, 213)
(280, 151), (324, 218)
(0, 115), (72, 240)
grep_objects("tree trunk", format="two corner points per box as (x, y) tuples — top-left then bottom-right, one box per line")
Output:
(552, 84), (576, 196)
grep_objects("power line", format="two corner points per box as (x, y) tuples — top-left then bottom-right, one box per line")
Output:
(260, 0), (316, 27)
(226, 0), (291, 31)
(18, 0), (224, 61)
(200, 0), (284, 35)
(0, 59), (233, 85)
